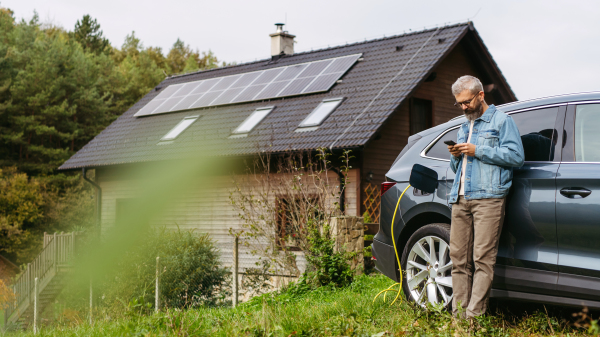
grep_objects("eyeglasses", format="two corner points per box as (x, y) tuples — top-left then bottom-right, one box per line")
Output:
(454, 92), (481, 108)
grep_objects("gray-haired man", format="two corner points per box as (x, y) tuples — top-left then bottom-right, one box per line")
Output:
(447, 75), (524, 318)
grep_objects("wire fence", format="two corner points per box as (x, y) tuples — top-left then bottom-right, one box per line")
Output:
(2, 234), (302, 332)
(156, 235), (299, 310)
(4, 221), (371, 332)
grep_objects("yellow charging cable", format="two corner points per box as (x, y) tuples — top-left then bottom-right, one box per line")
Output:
(373, 184), (411, 306)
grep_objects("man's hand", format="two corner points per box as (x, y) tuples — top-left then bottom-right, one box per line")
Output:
(448, 145), (462, 158)
(456, 143), (476, 157)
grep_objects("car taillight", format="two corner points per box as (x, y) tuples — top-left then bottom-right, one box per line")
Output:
(381, 182), (396, 196)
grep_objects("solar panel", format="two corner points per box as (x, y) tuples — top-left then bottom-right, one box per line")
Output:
(212, 75), (241, 91)
(302, 73), (341, 93)
(299, 60), (332, 77)
(232, 84), (268, 103)
(231, 72), (262, 88)
(134, 53), (361, 117)
(278, 77), (315, 97)
(190, 91), (223, 109)
(253, 68), (284, 84)
(255, 80), (291, 100)
(211, 87), (246, 105)
(276, 64), (308, 81)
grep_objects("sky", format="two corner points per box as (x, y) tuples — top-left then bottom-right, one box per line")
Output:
(4, 0), (600, 100)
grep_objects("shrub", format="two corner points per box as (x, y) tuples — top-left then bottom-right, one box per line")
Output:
(100, 227), (229, 313)
(158, 229), (230, 308)
(303, 223), (354, 288)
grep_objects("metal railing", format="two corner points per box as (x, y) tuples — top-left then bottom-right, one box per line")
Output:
(4, 232), (77, 325)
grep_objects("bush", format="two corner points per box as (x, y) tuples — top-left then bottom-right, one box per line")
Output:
(159, 229), (230, 308)
(100, 227), (229, 313)
(303, 224), (354, 288)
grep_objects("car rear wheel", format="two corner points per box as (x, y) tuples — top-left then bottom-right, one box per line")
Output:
(401, 223), (453, 309)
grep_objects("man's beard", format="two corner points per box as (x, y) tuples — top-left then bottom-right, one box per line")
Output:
(464, 101), (483, 121)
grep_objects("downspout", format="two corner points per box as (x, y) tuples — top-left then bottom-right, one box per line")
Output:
(331, 168), (346, 214)
(82, 168), (101, 230)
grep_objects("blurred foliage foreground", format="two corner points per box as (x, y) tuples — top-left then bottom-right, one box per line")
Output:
(0, 4), (229, 265)
(7, 274), (599, 337)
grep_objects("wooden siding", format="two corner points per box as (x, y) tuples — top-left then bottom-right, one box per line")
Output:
(360, 41), (502, 214)
(345, 168), (361, 217)
(96, 166), (360, 274)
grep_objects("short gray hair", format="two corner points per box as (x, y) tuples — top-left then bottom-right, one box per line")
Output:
(451, 75), (483, 96)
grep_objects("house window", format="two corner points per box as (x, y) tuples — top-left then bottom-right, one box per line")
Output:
(275, 196), (322, 250)
(160, 115), (199, 141)
(298, 98), (344, 128)
(410, 98), (432, 135)
(232, 107), (274, 135)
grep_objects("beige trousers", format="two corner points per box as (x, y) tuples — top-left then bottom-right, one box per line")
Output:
(450, 196), (506, 318)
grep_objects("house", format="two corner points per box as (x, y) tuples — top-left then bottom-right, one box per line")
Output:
(59, 22), (515, 271)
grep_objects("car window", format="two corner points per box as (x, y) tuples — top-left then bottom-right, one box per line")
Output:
(425, 128), (459, 160)
(575, 104), (600, 162)
(511, 107), (558, 162)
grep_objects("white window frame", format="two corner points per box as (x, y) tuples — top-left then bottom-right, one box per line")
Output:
(160, 115), (199, 141)
(232, 106), (274, 134)
(298, 97), (344, 128)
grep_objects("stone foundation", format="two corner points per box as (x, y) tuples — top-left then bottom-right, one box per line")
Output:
(330, 216), (364, 273)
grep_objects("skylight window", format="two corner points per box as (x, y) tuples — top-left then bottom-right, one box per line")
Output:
(161, 116), (199, 141)
(298, 98), (343, 128)
(232, 107), (274, 134)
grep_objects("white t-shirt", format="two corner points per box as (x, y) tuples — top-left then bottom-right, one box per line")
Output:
(459, 120), (475, 196)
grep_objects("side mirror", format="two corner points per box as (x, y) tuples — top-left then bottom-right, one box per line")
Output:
(409, 164), (438, 193)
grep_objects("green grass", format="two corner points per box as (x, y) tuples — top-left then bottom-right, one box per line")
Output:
(10, 274), (599, 336)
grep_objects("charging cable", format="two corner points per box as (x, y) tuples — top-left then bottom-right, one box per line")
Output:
(373, 184), (411, 306)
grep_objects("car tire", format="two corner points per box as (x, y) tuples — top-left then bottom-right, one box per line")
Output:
(401, 223), (453, 309)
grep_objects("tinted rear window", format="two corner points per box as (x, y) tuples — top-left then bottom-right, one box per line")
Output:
(511, 107), (558, 161)
(425, 128), (459, 160)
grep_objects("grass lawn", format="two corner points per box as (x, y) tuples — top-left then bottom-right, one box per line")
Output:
(11, 274), (599, 336)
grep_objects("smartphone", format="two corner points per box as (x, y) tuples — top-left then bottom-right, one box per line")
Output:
(444, 140), (457, 146)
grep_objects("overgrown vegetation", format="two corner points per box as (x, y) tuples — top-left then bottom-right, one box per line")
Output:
(230, 149), (355, 287)
(61, 228), (230, 317)
(10, 274), (599, 336)
(0, 167), (94, 265)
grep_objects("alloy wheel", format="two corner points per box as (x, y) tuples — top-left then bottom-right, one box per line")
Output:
(406, 235), (453, 307)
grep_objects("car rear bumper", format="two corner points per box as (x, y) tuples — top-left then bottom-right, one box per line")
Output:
(372, 238), (399, 282)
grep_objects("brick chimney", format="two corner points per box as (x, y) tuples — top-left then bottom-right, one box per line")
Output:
(270, 23), (295, 57)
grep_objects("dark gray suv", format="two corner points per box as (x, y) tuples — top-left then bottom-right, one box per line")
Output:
(372, 92), (600, 310)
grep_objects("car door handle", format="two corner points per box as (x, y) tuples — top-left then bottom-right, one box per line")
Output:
(560, 187), (591, 198)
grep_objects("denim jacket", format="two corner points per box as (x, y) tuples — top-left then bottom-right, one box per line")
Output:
(449, 105), (525, 204)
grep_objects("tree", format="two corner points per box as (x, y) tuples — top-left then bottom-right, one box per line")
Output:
(0, 17), (115, 174)
(167, 38), (223, 75)
(110, 31), (166, 112)
(72, 14), (110, 54)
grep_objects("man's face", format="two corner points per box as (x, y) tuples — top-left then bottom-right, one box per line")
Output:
(455, 90), (483, 121)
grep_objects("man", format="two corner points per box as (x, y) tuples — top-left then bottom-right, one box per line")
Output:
(447, 75), (524, 318)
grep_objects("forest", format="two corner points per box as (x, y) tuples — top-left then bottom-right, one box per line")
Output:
(0, 6), (228, 266)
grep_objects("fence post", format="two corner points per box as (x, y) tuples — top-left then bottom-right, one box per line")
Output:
(155, 257), (160, 312)
(33, 277), (38, 334)
(233, 236), (239, 307)
(71, 232), (75, 260)
(27, 263), (31, 305)
(89, 278), (93, 325)
(53, 233), (57, 272)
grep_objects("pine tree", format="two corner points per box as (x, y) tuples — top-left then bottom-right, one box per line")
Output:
(0, 15), (113, 174)
(72, 14), (110, 54)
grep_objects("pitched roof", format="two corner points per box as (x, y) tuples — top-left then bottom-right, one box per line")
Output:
(60, 22), (508, 170)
